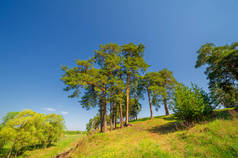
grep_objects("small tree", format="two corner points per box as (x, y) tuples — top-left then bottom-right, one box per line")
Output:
(172, 84), (213, 125)
(86, 114), (101, 132)
(138, 72), (160, 119)
(0, 110), (65, 157)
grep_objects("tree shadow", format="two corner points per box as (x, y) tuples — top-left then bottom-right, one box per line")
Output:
(148, 121), (187, 135)
(148, 109), (238, 135)
(209, 109), (235, 120)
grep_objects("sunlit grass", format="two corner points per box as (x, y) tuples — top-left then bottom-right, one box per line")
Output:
(71, 108), (238, 158)
(20, 134), (83, 158)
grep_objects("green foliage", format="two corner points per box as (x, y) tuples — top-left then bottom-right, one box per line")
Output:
(172, 84), (213, 123)
(2, 112), (19, 125)
(155, 69), (178, 115)
(138, 69), (178, 117)
(129, 98), (142, 120)
(61, 42), (149, 131)
(0, 123), (3, 130)
(0, 110), (65, 157)
(195, 42), (238, 107)
(65, 130), (84, 135)
(86, 114), (101, 132)
(121, 43), (149, 75)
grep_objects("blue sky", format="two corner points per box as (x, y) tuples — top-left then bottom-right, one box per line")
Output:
(0, 0), (238, 130)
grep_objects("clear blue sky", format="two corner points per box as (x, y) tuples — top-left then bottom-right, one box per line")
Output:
(0, 0), (238, 130)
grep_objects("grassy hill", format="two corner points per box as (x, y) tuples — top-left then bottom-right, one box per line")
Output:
(68, 108), (238, 158)
(18, 134), (83, 158)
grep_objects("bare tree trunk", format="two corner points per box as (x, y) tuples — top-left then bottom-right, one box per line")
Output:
(126, 74), (130, 125)
(7, 141), (15, 158)
(99, 94), (103, 132)
(114, 102), (117, 129)
(102, 88), (107, 133)
(110, 101), (113, 131)
(163, 98), (169, 116)
(114, 113), (117, 129)
(119, 99), (124, 128)
(147, 87), (153, 119)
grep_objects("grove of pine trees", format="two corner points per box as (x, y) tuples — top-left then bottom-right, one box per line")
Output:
(61, 43), (178, 132)
(61, 42), (238, 132)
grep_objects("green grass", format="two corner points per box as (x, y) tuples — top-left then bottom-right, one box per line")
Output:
(70, 108), (238, 158)
(19, 134), (83, 158)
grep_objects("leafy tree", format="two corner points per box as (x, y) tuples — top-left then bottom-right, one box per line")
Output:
(129, 98), (142, 120)
(156, 69), (177, 115)
(62, 42), (148, 131)
(44, 114), (65, 146)
(195, 42), (238, 107)
(138, 72), (161, 119)
(0, 123), (3, 130)
(86, 114), (101, 132)
(0, 110), (65, 157)
(122, 43), (149, 125)
(61, 43), (122, 132)
(2, 112), (19, 125)
(61, 60), (108, 132)
(172, 84), (213, 124)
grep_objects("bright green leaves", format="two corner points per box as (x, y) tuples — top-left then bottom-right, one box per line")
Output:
(140, 69), (177, 115)
(61, 42), (149, 130)
(172, 84), (213, 123)
(195, 42), (238, 107)
(0, 110), (65, 157)
(122, 43), (149, 74)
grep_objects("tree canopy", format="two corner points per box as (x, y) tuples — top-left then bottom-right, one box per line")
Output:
(195, 42), (238, 107)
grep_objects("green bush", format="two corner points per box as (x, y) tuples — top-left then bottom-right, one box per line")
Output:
(172, 84), (213, 124)
(0, 110), (65, 157)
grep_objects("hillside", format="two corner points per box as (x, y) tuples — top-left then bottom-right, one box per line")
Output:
(67, 109), (238, 158)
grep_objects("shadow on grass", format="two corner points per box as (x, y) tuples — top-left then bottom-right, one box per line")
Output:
(148, 109), (237, 135)
(148, 121), (187, 134)
(0, 143), (58, 158)
(209, 109), (235, 120)
(129, 117), (151, 123)
(130, 115), (177, 124)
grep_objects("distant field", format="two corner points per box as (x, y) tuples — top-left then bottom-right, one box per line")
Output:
(69, 108), (238, 158)
(19, 134), (82, 158)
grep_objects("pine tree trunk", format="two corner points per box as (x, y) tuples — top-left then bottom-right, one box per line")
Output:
(110, 101), (113, 131)
(99, 94), (103, 132)
(163, 98), (169, 115)
(114, 113), (117, 129)
(147, 87), (153, 119)
(114, 102), (117, 129)
(126, 74), (130, 125)
(119, 99), (124, 128)
(102, 88), (107, 132)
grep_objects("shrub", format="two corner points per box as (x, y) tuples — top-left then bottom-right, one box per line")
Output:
(172, 84), (213, 124)
(0, 110), (65, 157)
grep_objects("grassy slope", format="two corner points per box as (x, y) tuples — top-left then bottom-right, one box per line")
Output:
(71, 109), (238, 158)
(19, 134), (82, 158)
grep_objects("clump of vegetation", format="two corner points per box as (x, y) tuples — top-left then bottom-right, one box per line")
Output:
(65, 130), (85, 135)
(172, 84), (214, 124)
(0, 110), (65, 157)
(86, 114), (101, 132)
(195, 42), (238, 108)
